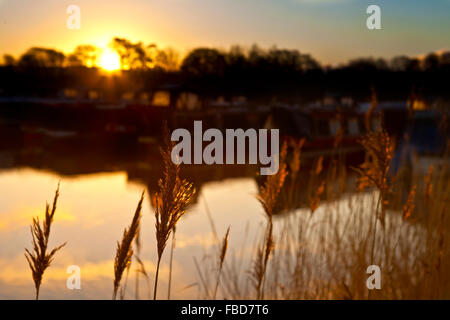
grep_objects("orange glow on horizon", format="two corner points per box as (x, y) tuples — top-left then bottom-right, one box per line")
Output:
(97, 48), (121, 71)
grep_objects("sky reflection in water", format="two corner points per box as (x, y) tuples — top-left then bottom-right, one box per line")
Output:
(0, 168), (264, 299)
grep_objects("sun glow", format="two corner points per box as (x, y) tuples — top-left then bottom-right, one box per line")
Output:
(98, 48), (121, 71)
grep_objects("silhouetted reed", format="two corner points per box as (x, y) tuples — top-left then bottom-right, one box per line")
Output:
(252, 141), (288, 299)
(213, 226), (230, 299)
(113, 192), (144, 300)
(167, 226), (176, 300)
(24, 183), (66, 300)
(152, 135), (196, 300)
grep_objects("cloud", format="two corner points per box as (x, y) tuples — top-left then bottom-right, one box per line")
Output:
(0, 206), (76, 231)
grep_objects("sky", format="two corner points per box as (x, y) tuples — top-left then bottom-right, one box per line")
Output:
(0, 0), (449, 65)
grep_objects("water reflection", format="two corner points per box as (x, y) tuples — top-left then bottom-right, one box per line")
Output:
(0, 122), (361, 299)
(0, 165), (267, 299)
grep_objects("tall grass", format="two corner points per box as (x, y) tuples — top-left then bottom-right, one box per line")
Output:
(113, 192), (144, 300)
(195, 125), (450, 300)
(252, 141), (288, 299)
(22, 115), (449, 300)
(213, 226), (230, 299)
(152, 137), (196, 299)
(24, 183), (66, 300)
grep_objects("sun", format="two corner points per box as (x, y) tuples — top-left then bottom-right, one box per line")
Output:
(98, 48), (121, 71)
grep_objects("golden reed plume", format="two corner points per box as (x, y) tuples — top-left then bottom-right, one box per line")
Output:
(24, 183), (66, 300)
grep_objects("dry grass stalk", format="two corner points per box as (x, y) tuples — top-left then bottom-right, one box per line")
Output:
(354, 129), (394, 226)
(309, 181), (325, 214)
(167, 226), (176, 300)
(351, 127), (396, 299)
(133, 220), (151, 300)
(257, 141), (288, 220)
(250, 223), (275, 299)
(119, 261), (132, 300)
(334, 110), (345, 149)
(403, 185), (416, 222)
(424, 165), (434, 203)
(134, 254), (151, 299)
(436, 202), (447, 271)
(315, 155), (324, 176)
(251, 141), (288, 299)
(309, 156), (325, 214)
(152, 134), (196, 299)
(134, 225), (142, 299)
(24, 183), (66, 300)
(214, 226), (230, 299)
(194, 131), (449, 300)
(113, 191), (144, 300)
(365, 86), (379, 132)
(354, 129), (394, 287)
(287, 138), (306, 210)
(289, 138), (305, 179)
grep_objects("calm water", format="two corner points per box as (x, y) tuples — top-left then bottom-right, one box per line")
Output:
(0, 123), (364, 299)
(0, 122), (272, 299)
(0, 167), (267, 299)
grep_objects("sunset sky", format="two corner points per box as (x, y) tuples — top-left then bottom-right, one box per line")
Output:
(0, 0), (449, 65)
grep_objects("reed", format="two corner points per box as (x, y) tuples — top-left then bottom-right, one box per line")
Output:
(134, 254), (151, 299)
(250, 223), (275, 299)
(24, 183), (66, 300)
(167, 226), (176, 300)
(252, 141), (288, 299)
(354, 128), (394, 277)
(213, 226), (230, 299)
(195, 117), (449, 300)
(113, 192), (144, 300)
(308, 156), (325, 214)
(152, 138), (196, 300)
(257, 141), (288, 221)
(402, 185), (416, 222)
(134, 225), (142, 300)
(287, 138), (305, 209)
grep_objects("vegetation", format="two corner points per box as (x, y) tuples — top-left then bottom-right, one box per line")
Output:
(195, 130), (450, 300)
(2, 38), (450, 101)
(113, 192), (144, 300)
(21, 114), (450, 300)
(24, 184), (66, 300)
(151, 132), (196, 299)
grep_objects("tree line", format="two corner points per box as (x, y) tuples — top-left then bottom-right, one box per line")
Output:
(1, 37), (450, 102)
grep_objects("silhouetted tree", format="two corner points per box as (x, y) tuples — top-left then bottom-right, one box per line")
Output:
(225, 45), (248, 71)
(441, 51), (450, 66)
(347, 57), (387, 72)
(2, 38), (450, 101)
(2, 54), (15, 66)
(154, 47), (180, 71)
(112, 38), (152, 70)
(68, 45), (99, 67)
(299, 53), (321, 71)
(406, 58), (421, 72)
(390, 56), (411, 71)
(18, 48), (65, 68)
(181, 48), (226, 77)
(423, 53), (440, 71)
(267, 47), (301, 72)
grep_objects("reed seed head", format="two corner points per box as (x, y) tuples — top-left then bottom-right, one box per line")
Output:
(113, 191), (144, 299)
(24, 183), (66, 300)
